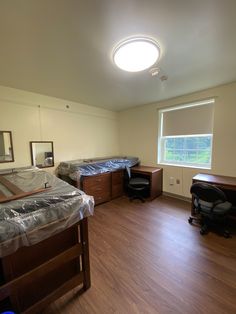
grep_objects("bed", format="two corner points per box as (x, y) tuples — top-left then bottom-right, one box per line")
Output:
(0, 168), (94, 313)
(57, 156), (140, 205)
(57, 156), (140, 182)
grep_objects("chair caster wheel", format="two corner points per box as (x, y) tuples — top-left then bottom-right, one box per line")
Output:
(223, 231), (230, 238)
(188, 217), (193, 224)
(200, 227), (207, 235)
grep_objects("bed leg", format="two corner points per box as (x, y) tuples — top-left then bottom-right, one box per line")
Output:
(80, 218), (91, 290)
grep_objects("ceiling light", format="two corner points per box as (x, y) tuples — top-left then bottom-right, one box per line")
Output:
(113, 37), (160, 72)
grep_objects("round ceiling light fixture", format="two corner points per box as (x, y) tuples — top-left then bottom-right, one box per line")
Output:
(113, 37), (160, 72)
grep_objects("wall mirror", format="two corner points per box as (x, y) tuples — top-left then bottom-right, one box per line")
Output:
(30, 141), (54, 168)
(0, 131), (14, 163)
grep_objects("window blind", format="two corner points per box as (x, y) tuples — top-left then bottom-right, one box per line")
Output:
(161, 101), (214, 137)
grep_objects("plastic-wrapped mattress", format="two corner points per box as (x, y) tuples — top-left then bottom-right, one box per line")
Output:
(57, 156), (139, 181)
(0, 168), (94, 257)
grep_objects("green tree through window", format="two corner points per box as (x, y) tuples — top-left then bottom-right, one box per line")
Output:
(163, 135), (212, 167)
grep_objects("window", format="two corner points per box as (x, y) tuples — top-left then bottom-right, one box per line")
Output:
(158, 99), (214, 168)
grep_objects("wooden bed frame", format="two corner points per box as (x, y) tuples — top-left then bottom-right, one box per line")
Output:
(0, 174), (51, 203)
(0, 217), (91, 313)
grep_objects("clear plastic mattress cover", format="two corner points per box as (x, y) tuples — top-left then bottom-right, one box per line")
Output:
(57, 156), (140, 181)
(0, 168), (94, 257)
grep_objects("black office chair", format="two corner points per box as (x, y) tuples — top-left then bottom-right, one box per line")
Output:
(125, 166), (150, 202)
(189, 182), (232, 238)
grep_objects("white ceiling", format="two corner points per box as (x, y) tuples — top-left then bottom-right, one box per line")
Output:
(0, 0), (236, 111)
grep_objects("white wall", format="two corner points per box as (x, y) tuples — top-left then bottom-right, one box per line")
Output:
(0, 86), (119, 172)
(119, 81), (236, 198)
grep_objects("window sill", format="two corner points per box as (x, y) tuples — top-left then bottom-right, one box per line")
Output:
(158, 162), (211, 170)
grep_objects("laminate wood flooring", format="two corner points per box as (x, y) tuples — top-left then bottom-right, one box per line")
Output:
(44, 195), (236, 314)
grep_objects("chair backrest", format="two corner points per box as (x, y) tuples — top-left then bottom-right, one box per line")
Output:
(190, 182), (226, 203)
(125, 165), (131, 180)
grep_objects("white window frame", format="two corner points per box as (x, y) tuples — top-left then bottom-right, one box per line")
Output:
(158, 100), (214, 169)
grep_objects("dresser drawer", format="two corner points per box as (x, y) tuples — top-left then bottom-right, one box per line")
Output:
(112, 184), (123, 199)
(83, 173), (110, 189)
(93, 192), (111, 205)
(111, 170), (124, 185)
(111, 170), (124, 199)
(82, 173), (111, 205)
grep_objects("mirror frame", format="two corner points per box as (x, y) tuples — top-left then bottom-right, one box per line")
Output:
(0, 130), (14, 163)
(30, 141), (54, 168)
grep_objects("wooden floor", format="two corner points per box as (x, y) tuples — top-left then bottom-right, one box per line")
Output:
(44, 195), (236, 314)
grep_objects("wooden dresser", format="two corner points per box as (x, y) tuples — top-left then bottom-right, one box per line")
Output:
(82, 170), (124, 205)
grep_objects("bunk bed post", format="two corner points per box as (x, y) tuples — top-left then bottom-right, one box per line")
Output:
(80, 217), (91, 290)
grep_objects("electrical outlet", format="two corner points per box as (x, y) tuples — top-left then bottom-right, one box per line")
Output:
(176, 179), (180, 184)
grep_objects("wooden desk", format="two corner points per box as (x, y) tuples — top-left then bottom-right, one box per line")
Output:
(192, 173), (236, 215)
(131, 166), (163, 200)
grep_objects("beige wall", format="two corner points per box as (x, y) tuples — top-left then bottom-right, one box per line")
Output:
(0, 86), (119, 172)
(1, 81), (236, 198)
(119, 81), (236, 198)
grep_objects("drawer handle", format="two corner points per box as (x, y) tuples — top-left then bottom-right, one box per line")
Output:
(95, 179), (102, 182)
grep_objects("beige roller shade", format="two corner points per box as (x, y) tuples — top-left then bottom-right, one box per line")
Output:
(162, 102), (214, 136)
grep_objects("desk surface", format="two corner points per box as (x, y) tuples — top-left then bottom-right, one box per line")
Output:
(131, 166), (162, 175)
(193, 173), (236, 189)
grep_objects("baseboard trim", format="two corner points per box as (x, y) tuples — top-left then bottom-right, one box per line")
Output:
(163, 192), (191, 203)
